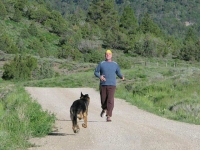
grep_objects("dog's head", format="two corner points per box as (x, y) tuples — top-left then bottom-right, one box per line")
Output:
(80, 92), (90, 102)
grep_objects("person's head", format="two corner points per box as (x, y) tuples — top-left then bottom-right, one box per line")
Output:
(105, 50), (112, 61)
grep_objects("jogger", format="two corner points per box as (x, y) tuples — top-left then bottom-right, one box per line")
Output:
(94, 50), (124, 122)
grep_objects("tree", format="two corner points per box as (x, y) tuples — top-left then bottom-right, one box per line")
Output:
(0, 33), (18, 54)
(119, 5), (138, 51)
(14, 0), (28, 11)
(20, 28), (30, 39)
(139, 13), (162, 37)
(179, 27), (198, 61)
(184, 27), (197, 44)
(133, 33), (168, 57)
(0, 1), (7, 19)
(87, 0), (118, 31)
(195, 40), (200, 61)
(119, 6), (138, 35)
(12, 8), (22, 22)
(29, 5), (50, 23)
(44, 10), (68, 35)
(28, 23), (38, 36)
(179, 41), (197, 61)
(86, 0), (120, 49)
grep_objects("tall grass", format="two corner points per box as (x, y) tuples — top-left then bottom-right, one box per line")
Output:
(0, 83), (55, 150)
(116, 66), (200, 124)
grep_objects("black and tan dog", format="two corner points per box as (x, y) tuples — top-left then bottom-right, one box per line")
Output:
(70, 92), (90, 133)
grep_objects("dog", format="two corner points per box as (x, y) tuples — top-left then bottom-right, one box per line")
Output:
(70, 92), (90, 133)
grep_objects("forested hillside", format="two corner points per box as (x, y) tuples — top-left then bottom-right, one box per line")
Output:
(1, 0), (200, 80)
(47, 0), (200, 37)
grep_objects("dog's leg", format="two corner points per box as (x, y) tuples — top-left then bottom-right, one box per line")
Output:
(71, 111), (80, 133)
(70, 112), (76, 133)
(82, 112), (87, 128)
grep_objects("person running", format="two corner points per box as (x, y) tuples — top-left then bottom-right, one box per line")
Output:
(94, 49), (124, 122)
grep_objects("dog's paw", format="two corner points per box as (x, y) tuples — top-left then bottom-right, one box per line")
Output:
(82, 123), (87, 128)
(74, 128), (80, 133)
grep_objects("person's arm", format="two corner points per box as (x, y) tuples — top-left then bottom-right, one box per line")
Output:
(94, 63), (101, 78)
(116, 64), (124, 80)
(94, 62), (106, 81)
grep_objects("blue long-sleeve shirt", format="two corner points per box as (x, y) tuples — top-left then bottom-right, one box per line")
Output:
(94, 61), (123, 86)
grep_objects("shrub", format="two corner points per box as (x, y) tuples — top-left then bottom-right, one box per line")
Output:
(20, 28), (30, 39)
(28, 23), (38, 36)
(2, 55), (37, 80)
(0, 1), (7, 19)
(57, 45), (83, 62)
(83, 49), (104, 63)
(0, 33), (19, 54)
(116, 56), (132, 69)
(33, 60), (57, 80)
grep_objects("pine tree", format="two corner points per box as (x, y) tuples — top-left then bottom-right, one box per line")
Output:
(0, 1), (7, 19)
(14, 0), (28, 11)
(86, 0), (120, 49)
(119, 5), (138, 51)
(87, 0), (117, 30)
(28, 23), (38, 36)
(44, 10), (68, 35)
(139, 13), (162, 37)
(12, 8), (22, 22)
(180, 27), (198, 61)
(119, 6), (138, 35)
(184, 27), (196, 43)
(0, 33), (19, 54)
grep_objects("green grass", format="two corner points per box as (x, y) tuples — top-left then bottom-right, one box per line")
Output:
(0, 83), (55, 150)
(24, 71), (99, 89)
(116, 66), (200, 124)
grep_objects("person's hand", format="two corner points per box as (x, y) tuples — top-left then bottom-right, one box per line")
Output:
(100, 75), (106, 81)
(121, 76), (125, 80)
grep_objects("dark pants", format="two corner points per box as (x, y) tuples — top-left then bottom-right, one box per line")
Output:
(100, 85), (116, 117)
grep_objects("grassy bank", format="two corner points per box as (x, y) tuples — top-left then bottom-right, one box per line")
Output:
(0, 80), (55, 150)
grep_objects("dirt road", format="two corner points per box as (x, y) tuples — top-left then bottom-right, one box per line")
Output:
(25, 87), (200, 150)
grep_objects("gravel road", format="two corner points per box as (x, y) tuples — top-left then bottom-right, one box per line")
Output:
(25, 87), (200, 150)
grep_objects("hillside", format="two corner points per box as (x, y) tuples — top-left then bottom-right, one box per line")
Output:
(48, 0), (200, 38)
(1, 0), (200, 64)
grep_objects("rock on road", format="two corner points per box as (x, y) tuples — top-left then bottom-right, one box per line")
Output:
(25, 87), (200, 150)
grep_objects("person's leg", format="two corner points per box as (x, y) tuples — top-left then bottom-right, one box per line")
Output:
(100, 85), (107, 110)
(106, 86), (116, 117)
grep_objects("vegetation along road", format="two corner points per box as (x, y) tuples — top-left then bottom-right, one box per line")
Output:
(26, 87), (200, 150)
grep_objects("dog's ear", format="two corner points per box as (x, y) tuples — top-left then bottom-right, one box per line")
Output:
(80, 92), (83, 98)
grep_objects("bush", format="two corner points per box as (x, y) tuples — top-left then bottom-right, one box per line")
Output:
(2, 55), (37, 80)
(28, 23), (38, 36)
(57, 45), (83, 62)
(20, 29), (30, 39)
(0, 33), (19, 54)
(83, 49), (104, 63)
(33, 60), (57, 80)
(116, 56), (132, 69)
